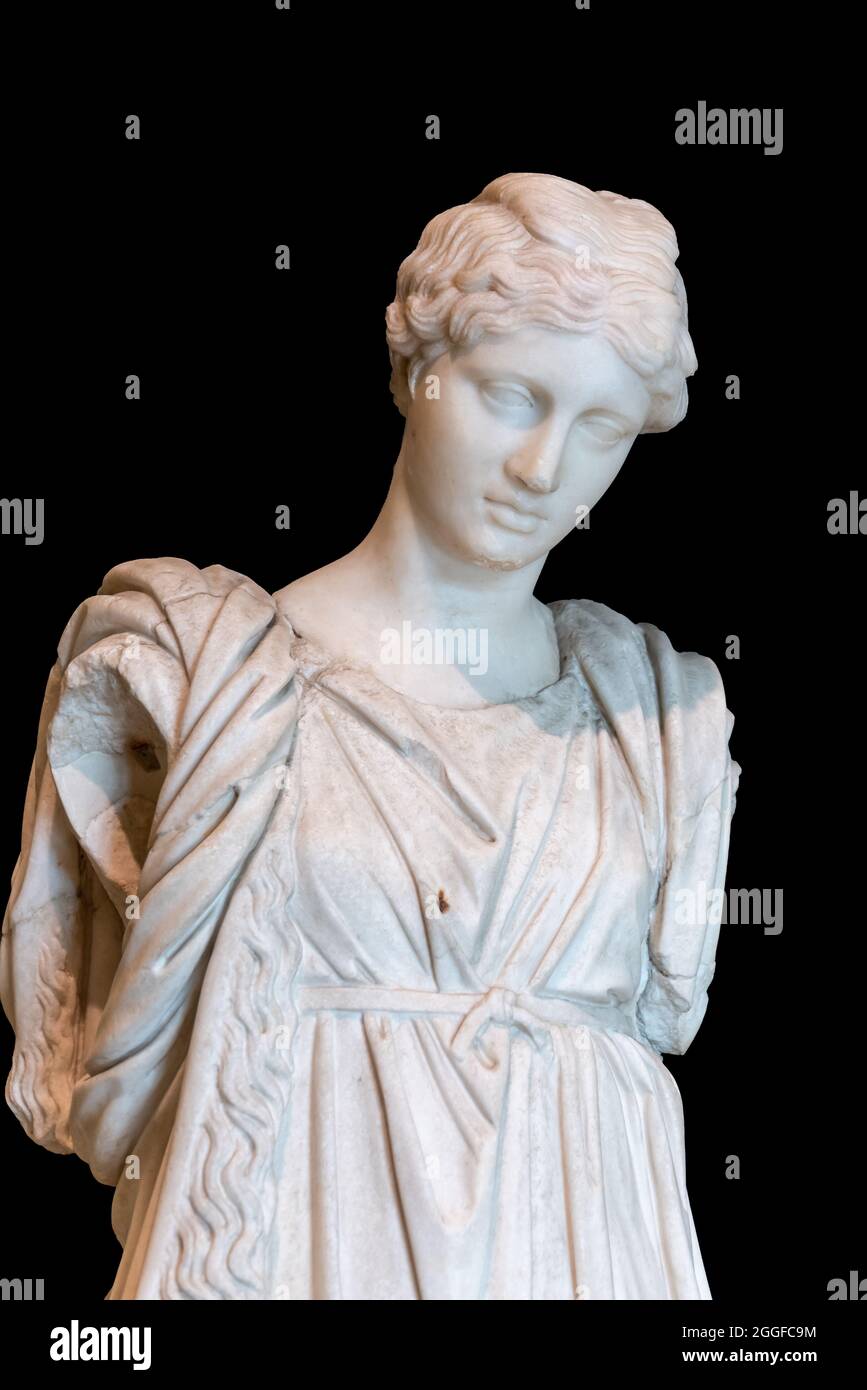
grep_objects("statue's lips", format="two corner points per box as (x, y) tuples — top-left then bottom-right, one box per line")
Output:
(483, 498), (544, 533)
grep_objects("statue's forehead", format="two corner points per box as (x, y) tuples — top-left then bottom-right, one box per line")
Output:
(449, 326), (651, 408)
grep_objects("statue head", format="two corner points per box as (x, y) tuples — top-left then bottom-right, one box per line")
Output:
(384, 172), (697, 571)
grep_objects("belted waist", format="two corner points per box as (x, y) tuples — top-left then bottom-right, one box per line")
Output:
(295, 984), (639, 1064)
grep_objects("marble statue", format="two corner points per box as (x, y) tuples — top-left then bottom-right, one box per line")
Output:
(1, 173), (740, 1300)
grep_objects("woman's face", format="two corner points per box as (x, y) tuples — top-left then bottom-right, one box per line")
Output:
(400, 324), (653, 571)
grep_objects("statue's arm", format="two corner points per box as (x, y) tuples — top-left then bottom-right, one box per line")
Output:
(1, 557), (298, 1180)
(635, 626), (741, 1056)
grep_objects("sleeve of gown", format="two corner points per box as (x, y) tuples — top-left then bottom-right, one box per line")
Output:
(0, 557), (298, 1182)
(634, 621), (741, 1056)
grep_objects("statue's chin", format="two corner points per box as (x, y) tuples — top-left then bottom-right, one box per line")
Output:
(470, 551), (537, 573)
(436, 525), (548, 574)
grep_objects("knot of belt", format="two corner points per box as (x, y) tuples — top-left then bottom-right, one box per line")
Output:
(449, 986), (553, 1065)
(294, 983), (636, 1068)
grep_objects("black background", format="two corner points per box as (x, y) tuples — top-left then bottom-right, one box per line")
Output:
(2, 0), (862, 1336)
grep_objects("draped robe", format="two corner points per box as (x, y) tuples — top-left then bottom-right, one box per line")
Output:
(1, 557), (739, 1299)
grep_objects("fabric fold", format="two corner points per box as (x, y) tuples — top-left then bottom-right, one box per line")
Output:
(3, 574), (737, 1299)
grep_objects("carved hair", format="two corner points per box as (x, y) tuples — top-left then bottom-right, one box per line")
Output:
(385, 172), (697, 433)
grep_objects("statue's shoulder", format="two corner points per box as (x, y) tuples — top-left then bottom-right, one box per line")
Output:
(552, 595), (737, 815)
(57, 556), (287, 672)
(99, 556), (275, 609)
(551, 596), (726, 710)
(551, 596), (651, 657)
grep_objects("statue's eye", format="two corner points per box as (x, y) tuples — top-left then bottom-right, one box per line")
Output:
(482, 382), (536, 409)
(581, 416), (626, 445)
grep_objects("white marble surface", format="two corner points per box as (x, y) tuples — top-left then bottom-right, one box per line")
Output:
(1, 174), (739, 1299)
